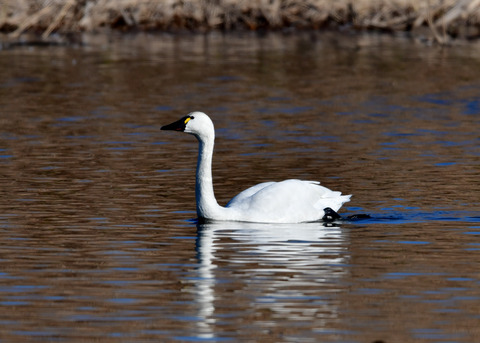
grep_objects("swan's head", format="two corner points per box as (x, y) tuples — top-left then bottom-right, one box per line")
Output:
(161, 112), (214, 140)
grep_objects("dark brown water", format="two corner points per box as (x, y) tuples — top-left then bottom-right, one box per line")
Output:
(0, 32), (479, 342)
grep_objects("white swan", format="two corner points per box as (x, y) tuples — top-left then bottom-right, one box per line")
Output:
(161, 112), (351, 223)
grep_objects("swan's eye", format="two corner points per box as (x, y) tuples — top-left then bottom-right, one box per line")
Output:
(190, 115), (195, 120)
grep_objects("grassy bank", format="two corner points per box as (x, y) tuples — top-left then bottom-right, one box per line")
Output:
(2, 0), (480, 43)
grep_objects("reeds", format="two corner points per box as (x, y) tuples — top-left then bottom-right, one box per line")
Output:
(2, 0), (480, 42)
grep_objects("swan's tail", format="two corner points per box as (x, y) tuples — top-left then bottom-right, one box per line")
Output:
(326, 193), (351, 213)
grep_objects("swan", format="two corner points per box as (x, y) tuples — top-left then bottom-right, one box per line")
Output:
(161, 112), (351, 223)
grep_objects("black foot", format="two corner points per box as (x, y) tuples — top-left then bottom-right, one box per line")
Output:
(346, 213), (371, 220)
(322, 208), (371, 222)
(322, 207), (342, 222)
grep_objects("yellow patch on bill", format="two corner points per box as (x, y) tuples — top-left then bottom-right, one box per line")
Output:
(184, 117), (191, 124)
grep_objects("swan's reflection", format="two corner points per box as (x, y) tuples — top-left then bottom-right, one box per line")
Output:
(192, 221), (348, 339)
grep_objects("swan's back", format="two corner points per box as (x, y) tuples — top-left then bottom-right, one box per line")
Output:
(226, 181), (275, 206)
(225, 179), (350, 223)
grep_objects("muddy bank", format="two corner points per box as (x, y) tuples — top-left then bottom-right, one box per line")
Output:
(1, 0), (480, 43)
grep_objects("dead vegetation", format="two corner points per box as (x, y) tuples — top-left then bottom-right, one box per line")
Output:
(1, 0), (480, 43)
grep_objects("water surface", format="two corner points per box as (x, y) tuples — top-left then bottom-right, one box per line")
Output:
(0, 32), (479, 342)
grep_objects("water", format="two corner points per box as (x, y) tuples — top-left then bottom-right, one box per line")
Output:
(0, 31), (479, 342)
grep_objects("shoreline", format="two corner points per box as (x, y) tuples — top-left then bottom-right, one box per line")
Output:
(1, 1), (480, 44)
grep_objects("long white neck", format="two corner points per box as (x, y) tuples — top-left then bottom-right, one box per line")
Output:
(195, 134), (225, 220)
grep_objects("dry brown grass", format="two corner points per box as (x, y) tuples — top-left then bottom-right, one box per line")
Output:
(1, 0), (480, 42)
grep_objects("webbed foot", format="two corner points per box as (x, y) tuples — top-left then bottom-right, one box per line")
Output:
(322, 207), (342, 222)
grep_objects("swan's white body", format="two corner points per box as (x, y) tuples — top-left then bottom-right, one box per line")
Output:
(162, 112), (351, 223)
